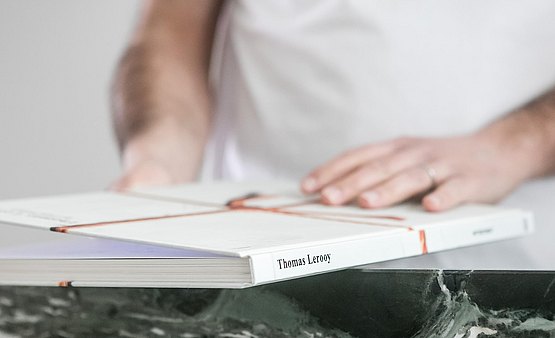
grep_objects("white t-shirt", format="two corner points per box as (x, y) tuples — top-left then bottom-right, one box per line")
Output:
(199, 1), (555, 270)
(202, 0), (555, 181)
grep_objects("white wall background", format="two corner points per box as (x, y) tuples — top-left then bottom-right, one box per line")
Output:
(0, 1), (139, 199)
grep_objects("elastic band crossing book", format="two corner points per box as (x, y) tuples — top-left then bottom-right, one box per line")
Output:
(0, 181), (534, 288)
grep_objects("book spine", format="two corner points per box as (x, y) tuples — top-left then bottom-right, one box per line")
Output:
(249, 231), (422, 285)
(423, 210), (534, 253)
(249, 210), (533, 285)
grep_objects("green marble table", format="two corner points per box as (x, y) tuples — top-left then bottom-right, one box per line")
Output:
(2, 270), (555, 338)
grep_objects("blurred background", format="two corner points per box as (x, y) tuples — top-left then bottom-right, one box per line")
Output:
(0, 1), (138, 199)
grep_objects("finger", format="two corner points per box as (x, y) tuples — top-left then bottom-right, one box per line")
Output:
(320, 148), (424, 205)
(109, 174), (141, 192)
(301, 141), (398, 193)
(358, 166), (438, 208)
(109, 165), (173, 192)
(108, 178), (127, 192)
(422, 176), (476, 212)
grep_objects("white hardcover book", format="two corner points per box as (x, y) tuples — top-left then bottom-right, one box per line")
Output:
(0, 181), (534, 288)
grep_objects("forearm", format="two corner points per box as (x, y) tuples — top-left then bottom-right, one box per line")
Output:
(476, 87), (555, 181)
(111, 0), (221, 181)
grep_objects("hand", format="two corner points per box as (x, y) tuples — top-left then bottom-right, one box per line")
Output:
(301, 133), (532, 212)
(110, 130), (198, 191)
(110, 160), (175, 191)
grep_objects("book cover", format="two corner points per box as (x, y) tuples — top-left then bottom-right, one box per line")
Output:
(0, 181), (534, 288)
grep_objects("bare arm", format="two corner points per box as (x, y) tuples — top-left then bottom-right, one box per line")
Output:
(476, 88), (555, 179)
(302, 87), (555, 211)
(111, 0), (222, 189)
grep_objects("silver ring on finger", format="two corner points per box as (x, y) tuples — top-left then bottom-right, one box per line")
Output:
(422, 165), (438, 190)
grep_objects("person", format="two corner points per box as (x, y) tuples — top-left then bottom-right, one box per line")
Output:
(111, 0), (555, 213)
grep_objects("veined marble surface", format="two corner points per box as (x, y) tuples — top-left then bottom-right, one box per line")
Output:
(1, 270), (555, 338)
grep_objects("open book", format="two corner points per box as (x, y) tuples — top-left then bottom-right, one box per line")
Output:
(0, 181), (533, 288)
